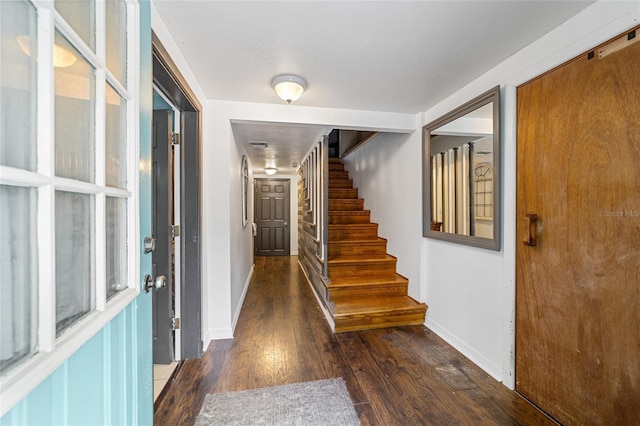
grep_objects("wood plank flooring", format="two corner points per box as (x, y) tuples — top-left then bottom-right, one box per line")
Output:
(154, 256), (553, 425)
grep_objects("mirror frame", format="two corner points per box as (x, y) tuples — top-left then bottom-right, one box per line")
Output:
(422, 86), (501, 250)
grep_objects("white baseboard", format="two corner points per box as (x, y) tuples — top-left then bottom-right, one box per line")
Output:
(297, 259), (334, 331)
(231, 264), (254, 334)
(425, 318), (504, 383)
(204, 328), (234, 342)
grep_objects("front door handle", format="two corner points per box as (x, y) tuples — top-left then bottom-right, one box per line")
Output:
(144, 274), (166, 293)
(523, 213), (538, 246)
(284, 221), (288, 227)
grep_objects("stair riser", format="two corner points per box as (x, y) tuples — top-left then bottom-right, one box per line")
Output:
(329, 226), (378, 240)
(329, 180), (353, 189)
(328, 243), (387, 257)
(334, 310), (426, 333)
(329, 284), (407, 300)
(329, 163), (345, 171)
(328, 262), (397, 279)
(329, 189), (358, 199)
(329, 199), (364, 211)
(329, 171), (349, 180)
(328, 213), (370, 224)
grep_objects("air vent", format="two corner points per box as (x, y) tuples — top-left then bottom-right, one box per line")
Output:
(250, 142), (268, 149)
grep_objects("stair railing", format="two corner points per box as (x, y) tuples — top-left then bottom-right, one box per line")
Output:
(299, 136), (329, 278)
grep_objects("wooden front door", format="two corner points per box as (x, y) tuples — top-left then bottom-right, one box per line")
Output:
(255, 179), (290, 256)
(515, 28), (640, 424)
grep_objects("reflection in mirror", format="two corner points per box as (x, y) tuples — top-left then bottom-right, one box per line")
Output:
(423, 86), (500, 250)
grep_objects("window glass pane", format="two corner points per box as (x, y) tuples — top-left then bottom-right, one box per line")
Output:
(105, 0), (127, 85)
(106, 197), (127, 299)
(54, 0), (95, 51)
(0, 185), (37, 374)
(0, 0), (37, 171)
(55, 31), (95, 183)
(106, 83), (127, 188)
(55, 191), (95, 336)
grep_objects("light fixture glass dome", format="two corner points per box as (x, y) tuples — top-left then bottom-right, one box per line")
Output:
(271, 74), (307, 104)
(264, 167), (277, 175)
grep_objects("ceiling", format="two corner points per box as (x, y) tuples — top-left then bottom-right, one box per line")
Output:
(153, 0), (593, 174)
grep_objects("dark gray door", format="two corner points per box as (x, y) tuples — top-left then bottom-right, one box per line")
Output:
(255, 179), (290, 256)
(152, 109), (173, 364)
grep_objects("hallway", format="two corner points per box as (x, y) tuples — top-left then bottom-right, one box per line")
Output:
(154, 256), (552, 425)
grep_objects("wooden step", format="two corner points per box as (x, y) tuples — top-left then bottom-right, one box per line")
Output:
(329, 179), (354, 189)
(330, 296), (428, 333)
(329, 157), (343, 164)
(329, 170), (349, 180)
(329, 188), (358, 199)
(328, 274), (408, 300)
(328, 199), (364, 211)
(328, 254), (398, 279)
(329, 223), (379, 240)
(329, 162), (345, 171)
(328, 237), (387, 258)
(328, 210), (371, 224)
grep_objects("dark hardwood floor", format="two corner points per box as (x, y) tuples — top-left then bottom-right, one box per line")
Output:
(154, 256), (553, 425)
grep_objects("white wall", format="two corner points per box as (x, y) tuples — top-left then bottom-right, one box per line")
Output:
(343, 128), (422, 299)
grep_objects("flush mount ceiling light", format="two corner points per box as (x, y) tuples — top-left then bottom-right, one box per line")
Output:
(264, 167), (277, 175)
(271, 74), (307, 104)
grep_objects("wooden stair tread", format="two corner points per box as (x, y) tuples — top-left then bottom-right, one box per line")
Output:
(329, 210), (370, 215)
(328, 237), (386, 245)
(328, 273), (407, 287)
(328, 254), (396, 264)
(329, 223), (377, 228)
(330, 296), (426, 316)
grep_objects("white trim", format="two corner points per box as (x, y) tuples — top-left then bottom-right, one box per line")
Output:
(501, 85), (517, 389)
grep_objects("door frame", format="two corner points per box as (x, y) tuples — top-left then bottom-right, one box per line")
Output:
(152, 33), (203, 359)
(254, 178), (291, 256)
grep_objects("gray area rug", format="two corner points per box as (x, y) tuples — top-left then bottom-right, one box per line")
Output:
(195, 378), (361, 426)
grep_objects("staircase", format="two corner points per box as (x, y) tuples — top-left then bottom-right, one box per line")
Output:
(326, 158), (427, 333)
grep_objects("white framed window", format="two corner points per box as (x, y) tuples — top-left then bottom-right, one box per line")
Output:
(0, 0), (140, 415)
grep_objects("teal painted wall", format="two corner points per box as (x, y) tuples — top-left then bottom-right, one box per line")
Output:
(0, 1), (154, 424)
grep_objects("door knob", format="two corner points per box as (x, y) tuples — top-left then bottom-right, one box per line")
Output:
(143, 236), (156, 254)
(284, 221), (288, 227)
(144, 274), (166, 293)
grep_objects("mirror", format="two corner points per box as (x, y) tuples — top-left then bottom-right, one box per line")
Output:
(422, 86), (500, 250)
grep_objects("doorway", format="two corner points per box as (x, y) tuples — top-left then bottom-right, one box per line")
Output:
(254, 178), (291, 256)
(151, 33), (203, 401)
(515, 28), (639, 424)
